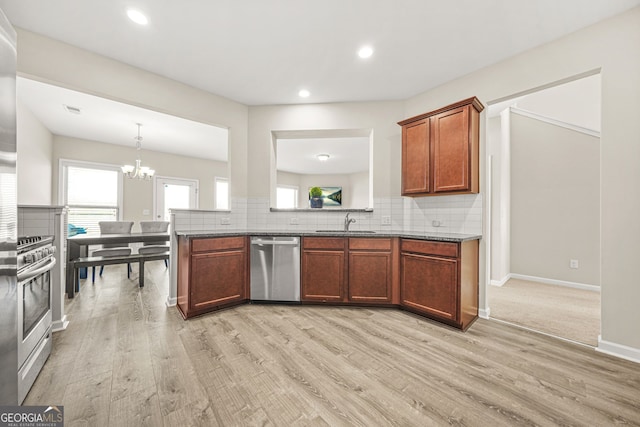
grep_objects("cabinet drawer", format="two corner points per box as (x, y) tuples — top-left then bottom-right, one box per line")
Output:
(349, 237), (392, 251)
(303, 237), (345, 250)
(401, 239), (458, 258)
(192, 236), (246, 253)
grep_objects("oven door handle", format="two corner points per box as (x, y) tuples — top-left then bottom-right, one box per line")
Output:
(17, 257), (56, 282)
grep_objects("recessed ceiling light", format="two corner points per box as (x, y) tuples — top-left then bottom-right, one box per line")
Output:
(298, 89), (310, 98)
(63, 104), (81, 114)
(127, 9), (148, 25)
(358, 46), (374, 59)
(317, 153), (330, 161)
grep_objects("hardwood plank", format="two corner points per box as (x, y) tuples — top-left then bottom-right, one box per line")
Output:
(22, 263), (640, 427)
(62, 370), (112, 427)
(108, 387), (162, 427)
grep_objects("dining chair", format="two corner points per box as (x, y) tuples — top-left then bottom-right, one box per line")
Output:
(138, 221), (170, 267)
(91, 221), (134, 283)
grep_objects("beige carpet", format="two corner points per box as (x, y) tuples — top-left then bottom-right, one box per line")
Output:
(488, 278), (600, 346)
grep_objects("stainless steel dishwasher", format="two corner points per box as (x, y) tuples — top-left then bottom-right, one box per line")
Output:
(250, 236), (300, 302)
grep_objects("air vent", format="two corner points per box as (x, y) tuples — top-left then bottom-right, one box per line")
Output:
(63, 104), (81, 114)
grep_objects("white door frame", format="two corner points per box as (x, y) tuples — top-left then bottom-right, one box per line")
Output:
(153, 176), (199, 220)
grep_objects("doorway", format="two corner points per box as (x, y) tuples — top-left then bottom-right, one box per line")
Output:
(486, 72), (602, 346)
(154, 177), (198, 221)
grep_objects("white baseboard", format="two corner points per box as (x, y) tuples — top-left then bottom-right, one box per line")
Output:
(165, 296), (177, 307)
(52, 316), (69, 332)
(597, 336), (640, 364)
(478, 307), (491, 319)
(509, 273), (600, 292)
(490, 274), (511, 287)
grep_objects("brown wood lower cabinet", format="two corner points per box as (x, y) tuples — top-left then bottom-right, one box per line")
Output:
(177, 236), (248, 319)
(301, 237), (397, 305)
(301, 237), (346, 302)
(177, 234), (478, 331)
(400, 239), (479, 330)
(348, 238), (394, 304)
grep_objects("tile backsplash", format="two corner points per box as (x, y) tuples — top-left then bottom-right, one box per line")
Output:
(172, 194), (482, 235)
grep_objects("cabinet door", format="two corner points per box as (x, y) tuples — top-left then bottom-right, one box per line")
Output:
(431, 106), (470, 193)
(348, 251), (392, 303)
(301, 250), (345, 302)
(402, 118), (430, 195)
(190, 250), (246, 311)
(401, 253), (458, 322)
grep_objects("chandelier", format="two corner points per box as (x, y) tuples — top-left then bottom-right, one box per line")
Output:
(121, 123), (155, 179)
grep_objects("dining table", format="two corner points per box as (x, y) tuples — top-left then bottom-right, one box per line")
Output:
(66, 232), (170, 298)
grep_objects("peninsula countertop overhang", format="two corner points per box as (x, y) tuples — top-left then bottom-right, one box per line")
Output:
(174, 230), (482, 243)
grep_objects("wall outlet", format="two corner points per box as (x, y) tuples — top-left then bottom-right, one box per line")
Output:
(381, 216), (391, 225)
(432, 220), (442, 227)
(570, 259), (579, 269)
(142, 209), (150, 215)
(290, 217), (299, 225)
(220, 217), (231, 225)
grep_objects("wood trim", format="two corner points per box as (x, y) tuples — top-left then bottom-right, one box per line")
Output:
(348, 237), (392, 250)
(303, 237), (346, 250)
(401, 239), (459, 258)
(459, 240), (479, 331)
(391, 238), (400, 305)
(191, 236), (245, 252)
(469, 105), (480, 194)
(398, 96), (485, 126)
(177, 236), (190, 319)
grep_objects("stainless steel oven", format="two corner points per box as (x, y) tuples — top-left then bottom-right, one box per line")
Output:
(16, 236), (56, 403)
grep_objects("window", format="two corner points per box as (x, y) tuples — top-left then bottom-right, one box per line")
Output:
(60, 160), (123, 235)
(215, 177), (229, 210)
(277, 185), (298, 209)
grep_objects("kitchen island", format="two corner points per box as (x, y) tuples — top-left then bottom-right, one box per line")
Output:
(176, 230), (480, 330)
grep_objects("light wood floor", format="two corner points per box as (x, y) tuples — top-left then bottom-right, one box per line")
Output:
(488, 278), (600, 346)
(26, 263), (640, 426)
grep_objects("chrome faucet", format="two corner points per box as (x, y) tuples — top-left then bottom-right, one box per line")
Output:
(344, 212), (356, 231)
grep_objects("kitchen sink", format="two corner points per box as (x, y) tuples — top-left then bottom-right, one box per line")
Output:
(315, 230), (376, 233)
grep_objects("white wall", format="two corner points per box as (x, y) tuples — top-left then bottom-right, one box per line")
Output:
(16, 101), (52, 204)
(248, 102), (404, 200)
(15, 28), (249, 198)
(405, 7), (640, 352)
(516, 74), (601, 132)
(53, 135), (227, 227)
(510, 113), (600, 286)
(487, 114), (510, 283)
(350, 171), (370, 209)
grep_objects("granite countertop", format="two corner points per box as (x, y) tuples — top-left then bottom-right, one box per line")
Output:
(175, 229), (481, 242)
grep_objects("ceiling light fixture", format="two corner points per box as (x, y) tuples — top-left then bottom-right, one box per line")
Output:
(298, 89), (310, 98)
(127, 9), (148, 25)
(63, 104), (81, 114)
(358, 46), (374, 59)
(121, 123), (155, 179)
(317, 153), (330, 161)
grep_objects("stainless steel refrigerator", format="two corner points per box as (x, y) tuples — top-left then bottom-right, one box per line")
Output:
(0, 6), (18, 405)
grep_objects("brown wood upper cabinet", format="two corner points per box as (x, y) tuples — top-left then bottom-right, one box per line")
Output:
(177, 236), (248, 319)
(399, 97), (484, 196)
(301, 237), (397, 304)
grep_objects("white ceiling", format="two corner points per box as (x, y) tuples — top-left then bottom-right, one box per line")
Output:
(2, 2), (631, 161)
(277, 137), (370, 175)
(1, 0), (638, 106)
(17, 77), (228, 161)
